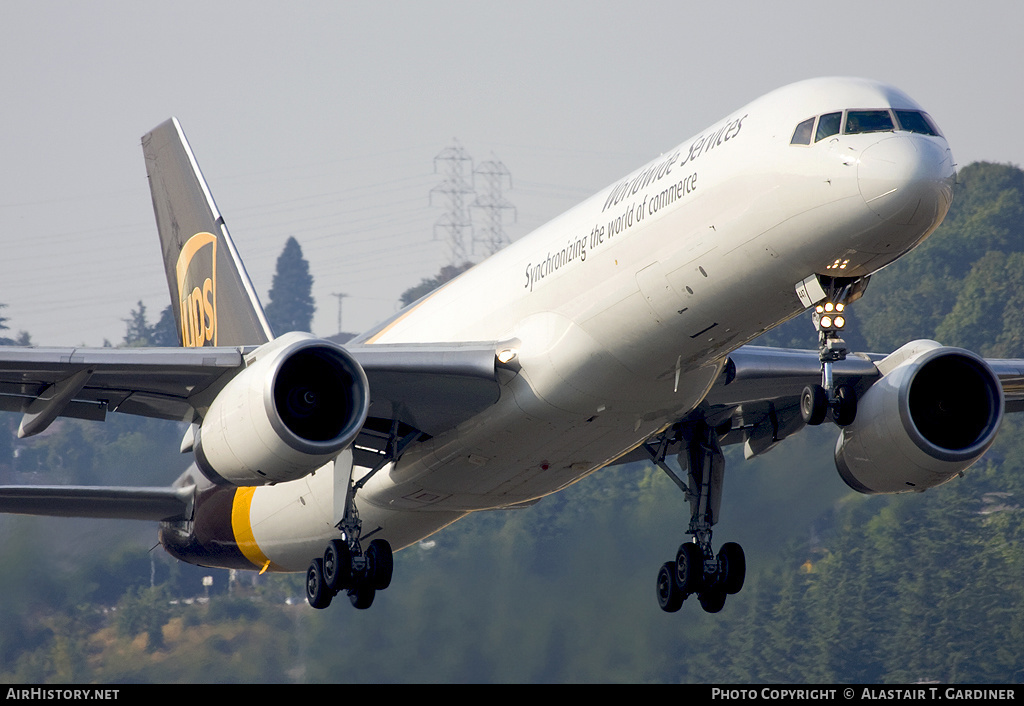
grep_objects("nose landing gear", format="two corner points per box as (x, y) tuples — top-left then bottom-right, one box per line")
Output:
(800, 280), (865, 428)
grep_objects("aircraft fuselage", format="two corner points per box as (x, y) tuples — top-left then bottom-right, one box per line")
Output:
(160, 77), (956, 573)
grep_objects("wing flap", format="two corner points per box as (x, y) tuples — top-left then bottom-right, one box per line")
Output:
(347, 341), (505, 436)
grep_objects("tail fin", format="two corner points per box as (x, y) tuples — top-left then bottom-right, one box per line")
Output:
(142, 118), (273, 347)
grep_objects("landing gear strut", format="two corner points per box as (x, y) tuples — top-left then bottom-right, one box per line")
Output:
(645, 421), (746, 613)
(800, 278), (865, 428)
(305, 494), (394, 610)
(304, 422), (420, 610)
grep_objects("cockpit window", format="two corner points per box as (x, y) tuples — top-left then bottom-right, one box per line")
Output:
(815, 112), (842, 142)
(790, 107), (942, 146)
(844, 110), (895, 134)
(791, 117), (814, 145)
(894, 110), (941, 136)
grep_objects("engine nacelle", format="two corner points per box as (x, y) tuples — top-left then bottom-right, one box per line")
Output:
(194, 332), (370, 485)
(835, 342), (1003, 494)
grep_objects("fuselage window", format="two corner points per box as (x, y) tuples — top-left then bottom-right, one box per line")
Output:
(844, 110), (895, 134)
(894, 110), (941, 137)
(791, 117), (814, 145)
(814, 112), (842, 142)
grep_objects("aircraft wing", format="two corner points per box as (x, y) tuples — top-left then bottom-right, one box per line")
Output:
(0, 346), (245, 433)
(621, 343), (1024, 464)
(0, 341), (504, 441)
(699, 346), (882, 459)
(0, 484), (194, 521)
(0, 340), (504, 521)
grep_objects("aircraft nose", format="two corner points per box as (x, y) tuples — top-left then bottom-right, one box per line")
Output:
(858, 134), (955, 225)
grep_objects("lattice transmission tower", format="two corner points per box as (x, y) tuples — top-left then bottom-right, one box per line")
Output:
(471, 157), (516, 256)
(430, 141), (476, 265)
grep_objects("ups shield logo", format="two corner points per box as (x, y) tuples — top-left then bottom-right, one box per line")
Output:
(176, 232), (218, 347)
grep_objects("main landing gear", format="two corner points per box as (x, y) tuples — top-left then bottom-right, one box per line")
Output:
(305, 460), (394, 610)
(306, 535), (393, 610)
(800, 281), (863, 428)
(306, 422), (422, 610)
(645, 421), (746, 614)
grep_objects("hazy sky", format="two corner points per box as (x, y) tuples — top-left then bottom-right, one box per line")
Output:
(2, 0), (1021, 346)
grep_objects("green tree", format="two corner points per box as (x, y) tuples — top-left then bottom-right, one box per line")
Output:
(399, 261), (473, 307)
(123, 300), (154, 346)
(935, 251), (1024, 356)
(152, 304), (178, 346)
(856, 161), (1024, 352)
(115, 585), (172, 651)
(123, 301), (177, 347)
(6, 163), (1024, 684)
(264, 237), (315, 334)
(0, 303), (32, 347)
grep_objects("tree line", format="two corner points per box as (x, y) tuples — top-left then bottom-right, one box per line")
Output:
(0, 163), (1021, 682)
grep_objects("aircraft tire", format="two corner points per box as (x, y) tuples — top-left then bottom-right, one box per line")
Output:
(657, 561), (684, 612)
(718, 542), (746, 595)
(348, 585), (376, 609)
(675, 542), (704, 594)
(698, 588), (727, 613)
(801, 385), (828, 426)
(306, 558), (333, 610)
(323, 539), (352, 593)
(832, 384), (857, 426)
(366, 539), (394, 590)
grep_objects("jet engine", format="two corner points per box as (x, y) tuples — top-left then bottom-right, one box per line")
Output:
(835, 343), (1003, 494)
(193, 332), (370, 485)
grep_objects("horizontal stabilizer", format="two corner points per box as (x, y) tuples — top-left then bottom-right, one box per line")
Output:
(0, 484), (194, 521)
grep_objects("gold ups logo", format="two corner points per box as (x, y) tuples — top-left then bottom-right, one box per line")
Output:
(176, 232), (218, 347)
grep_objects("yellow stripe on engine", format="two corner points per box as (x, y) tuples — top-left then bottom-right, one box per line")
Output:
(231, 486), (271, 570)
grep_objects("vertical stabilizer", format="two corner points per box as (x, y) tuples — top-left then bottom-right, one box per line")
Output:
(142, 118), (273, 347)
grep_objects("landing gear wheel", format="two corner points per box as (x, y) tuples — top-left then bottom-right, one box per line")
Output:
(801, 385), (828, 426)
(306, 558), (332, 610)
(366, 539), (394, 590)
(832, 384), (858, 426)
(718, 542), (746, 595)
(323, 539), (352, 593)
(698, 588), (727, 613)
(657, 562), (684, 613)
(348, 584), (376, 610)
(675, 542), (705, 594)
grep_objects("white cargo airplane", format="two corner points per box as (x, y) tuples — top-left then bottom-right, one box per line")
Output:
(1, 77), (1020, 613)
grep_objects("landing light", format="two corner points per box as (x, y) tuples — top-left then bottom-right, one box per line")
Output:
(814, 302), (846, 331)
(497, 348), (519, 365)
